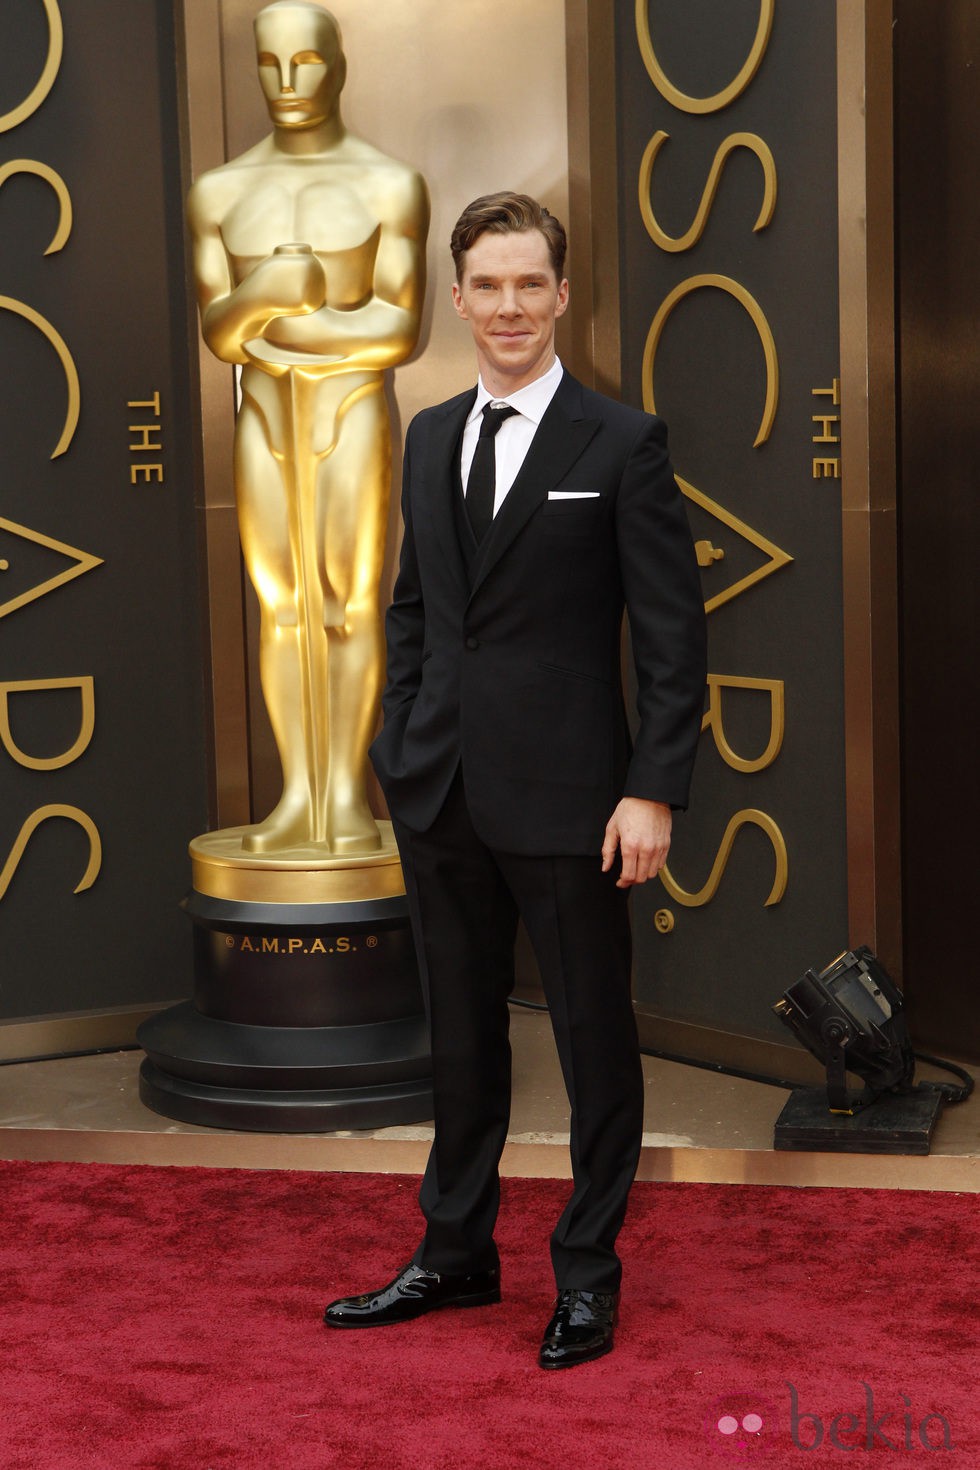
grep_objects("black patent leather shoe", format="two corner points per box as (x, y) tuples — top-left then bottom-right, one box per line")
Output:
(538, 1288), (619, 1369)
(323, 1262), (501, 1328)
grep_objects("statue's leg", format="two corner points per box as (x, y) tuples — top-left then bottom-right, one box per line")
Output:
(234, 399), (317, 852)
(316, 383), (388, 854)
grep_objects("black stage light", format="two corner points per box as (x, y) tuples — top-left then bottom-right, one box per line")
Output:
(772, 946), (945, 1155)
(773, 945), (915, 1111)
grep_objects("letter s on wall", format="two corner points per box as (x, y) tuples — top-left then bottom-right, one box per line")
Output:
(0, 804), (102, 901)
(639, 131), (777, 254)
(660, 809), (788, 908)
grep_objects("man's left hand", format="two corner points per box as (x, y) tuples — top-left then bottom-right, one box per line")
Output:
(601, 798), (672, 889)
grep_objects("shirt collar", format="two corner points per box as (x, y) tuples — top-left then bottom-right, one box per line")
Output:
(467, 356), (564, 425)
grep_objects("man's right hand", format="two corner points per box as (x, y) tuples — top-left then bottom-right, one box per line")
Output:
(601, 797), (672, 889)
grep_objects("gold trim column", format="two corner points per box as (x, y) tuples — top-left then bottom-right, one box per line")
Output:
(176, 0), (251, 828)
(564, 0), (621, 395)
(836, 0), (902, 978)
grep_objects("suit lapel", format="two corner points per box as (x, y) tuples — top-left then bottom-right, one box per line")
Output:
(421, 388), (475, 599)
(469, 373), (600, 600)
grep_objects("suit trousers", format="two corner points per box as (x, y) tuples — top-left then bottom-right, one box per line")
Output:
(394, 769), (645, 1293)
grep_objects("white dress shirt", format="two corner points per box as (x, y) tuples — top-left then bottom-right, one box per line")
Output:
(460, 357), (564, 519)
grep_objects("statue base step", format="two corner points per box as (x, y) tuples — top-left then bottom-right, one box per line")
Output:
(138, 852), (432, 1133)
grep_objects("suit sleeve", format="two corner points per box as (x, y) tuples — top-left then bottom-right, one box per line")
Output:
(381, 425), (426, 722)
(616, 415), (707, 809)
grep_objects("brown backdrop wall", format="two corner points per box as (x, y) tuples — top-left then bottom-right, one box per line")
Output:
(896, 0), (980, 1059)
(0, 0), (209, 1044)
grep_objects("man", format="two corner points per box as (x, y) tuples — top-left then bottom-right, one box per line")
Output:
(324, 193), (706, 1368)
(187, 1), (427, 855)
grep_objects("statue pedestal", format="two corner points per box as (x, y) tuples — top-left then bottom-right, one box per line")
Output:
(138, 822), (433, 1132)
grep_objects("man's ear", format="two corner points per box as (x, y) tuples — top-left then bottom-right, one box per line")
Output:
(555, 278), (570, 317)
(451, 282), (468, 320)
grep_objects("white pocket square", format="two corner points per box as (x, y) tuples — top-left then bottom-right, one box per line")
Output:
(547, 490), (600, 499)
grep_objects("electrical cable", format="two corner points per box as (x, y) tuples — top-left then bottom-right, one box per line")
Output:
(912, 1052), (974, 1104)
(0, 1043), (142, 1069)
(7, 1009), (974, 1108)
(508, 999), (975, 1103)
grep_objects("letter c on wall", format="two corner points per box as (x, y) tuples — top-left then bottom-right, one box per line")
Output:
(642, 274), (778, 447)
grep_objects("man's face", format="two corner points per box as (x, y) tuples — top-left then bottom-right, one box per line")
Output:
(452, 229), (569, 394)
(254, 8), (343, 130)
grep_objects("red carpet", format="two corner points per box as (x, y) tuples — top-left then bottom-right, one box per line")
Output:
(0, 1161), (976, 1468)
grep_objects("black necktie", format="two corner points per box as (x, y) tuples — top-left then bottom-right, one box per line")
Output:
(466, 402), (517, 541)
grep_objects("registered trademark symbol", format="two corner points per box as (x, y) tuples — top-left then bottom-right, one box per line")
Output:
(224, 935), (235, 947)
(654, 908), (675, 934)
(366, 935), (378, 948)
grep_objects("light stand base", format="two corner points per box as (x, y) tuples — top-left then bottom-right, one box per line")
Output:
(773, 1085), (945, 1155)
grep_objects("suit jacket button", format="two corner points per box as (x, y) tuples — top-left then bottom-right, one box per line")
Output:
(465, 636), (479, 650)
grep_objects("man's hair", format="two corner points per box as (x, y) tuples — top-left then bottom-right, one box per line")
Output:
(450, 192), (567, 283)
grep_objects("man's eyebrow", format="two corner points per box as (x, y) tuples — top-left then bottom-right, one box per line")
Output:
(468, 271), (549, 283)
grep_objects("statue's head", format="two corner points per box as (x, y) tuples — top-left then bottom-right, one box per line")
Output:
(254, 2), (346, 130)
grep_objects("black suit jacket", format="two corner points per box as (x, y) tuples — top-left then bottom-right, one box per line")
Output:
(370, 370), (707, 855)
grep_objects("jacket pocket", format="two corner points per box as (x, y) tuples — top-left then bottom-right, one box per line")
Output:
(537, 660), (610, 687)
(541, 496), (605, 518)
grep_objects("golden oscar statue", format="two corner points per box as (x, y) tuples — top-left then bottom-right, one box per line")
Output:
(189, 0), (428, 862)
(138, 2), (433, 1133)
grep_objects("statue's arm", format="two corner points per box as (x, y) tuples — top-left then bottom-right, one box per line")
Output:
(263, 172), (430, 367)
(364, 171), (430, 363)
(187, 174), (325, 365)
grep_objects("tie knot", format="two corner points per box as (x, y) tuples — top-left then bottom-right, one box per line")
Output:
(479, 402), (517, 438)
